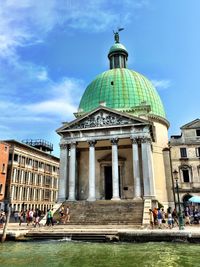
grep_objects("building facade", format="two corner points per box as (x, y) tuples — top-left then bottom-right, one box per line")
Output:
(0, 142), (9, 210)
(4, 140), (59, 212)
(169, 119), (200, 206)
(57, 32), (170, 208)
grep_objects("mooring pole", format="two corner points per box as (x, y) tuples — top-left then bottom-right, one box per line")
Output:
(1, 204), (11, 243)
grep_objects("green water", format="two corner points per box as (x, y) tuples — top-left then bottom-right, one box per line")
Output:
(0, 241), (200, 267)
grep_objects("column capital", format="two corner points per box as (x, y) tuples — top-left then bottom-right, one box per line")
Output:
(141, 137), (151, 144)
(88, 140), (97, 147)
(111, 138), (119, 145)
(130, 137), (139, 144)
(60, 143), (69, 149)
(70, 141), (77, 149)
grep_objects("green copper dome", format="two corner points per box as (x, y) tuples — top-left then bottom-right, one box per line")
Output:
(78, 68), (166, 118)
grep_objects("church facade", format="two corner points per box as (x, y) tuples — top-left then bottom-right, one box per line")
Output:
(57, 33), (171, 209)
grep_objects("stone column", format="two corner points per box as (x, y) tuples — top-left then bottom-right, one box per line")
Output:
(39, 189), (42, 201)
(111, 138), (120, 200)
(13, 168), (17, 183)
(141, 137), (156, 198)
(58, 144), (69, 202)
(87, 140), (96, 201)
(26, 187), (30, 201)
(68, 142), (77, 201)
(131, 138), (142, 199)
(33, 188), (36, 201)
(19, 186), (23, 201)
(11, 186), (15, 201)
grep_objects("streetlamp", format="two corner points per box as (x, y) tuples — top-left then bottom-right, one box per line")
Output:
(173, 170), (184, 230)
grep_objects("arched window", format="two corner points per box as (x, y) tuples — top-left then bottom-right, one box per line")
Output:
(179, 165), (192, 183)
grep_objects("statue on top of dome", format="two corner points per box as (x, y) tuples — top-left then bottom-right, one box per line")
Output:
(113, 27), (124, 43)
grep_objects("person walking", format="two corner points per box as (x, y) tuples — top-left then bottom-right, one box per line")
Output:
(66, 206), (70, 223)
(19, 210), (24, 226)
(157, 208), (163, 229)
(167, 207), (173, 229)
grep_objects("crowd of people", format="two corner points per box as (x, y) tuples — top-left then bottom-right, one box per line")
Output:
(9, 205), (71, 227)
(149, 206), (200, 229)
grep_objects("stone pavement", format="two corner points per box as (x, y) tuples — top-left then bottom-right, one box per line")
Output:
(0, 223), (199, 242)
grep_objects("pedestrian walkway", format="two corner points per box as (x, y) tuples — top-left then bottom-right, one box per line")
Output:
(0, 222), (199, 242)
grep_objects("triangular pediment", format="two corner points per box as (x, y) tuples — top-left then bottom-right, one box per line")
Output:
(181, 119), (200, 129)
(57, 106), (151, 133)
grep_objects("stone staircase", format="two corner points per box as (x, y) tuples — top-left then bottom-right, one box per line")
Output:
(55, 200), (144, 225)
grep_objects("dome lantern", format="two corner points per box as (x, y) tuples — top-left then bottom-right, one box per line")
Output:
(108, 29), (128, 69)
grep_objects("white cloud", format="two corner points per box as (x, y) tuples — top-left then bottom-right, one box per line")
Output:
(0, 77), (84, 123)
(37, 69), (49, 81)
(151, 79), (171, 90)
(0, 0), (149, 58)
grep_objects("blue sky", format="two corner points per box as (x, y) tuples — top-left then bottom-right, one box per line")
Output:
(0, 0), (199, 157)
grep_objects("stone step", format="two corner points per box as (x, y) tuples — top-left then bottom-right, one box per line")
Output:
(54, 200), (144, 225)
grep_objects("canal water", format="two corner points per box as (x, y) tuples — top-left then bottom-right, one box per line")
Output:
(0, 241), (199, 267)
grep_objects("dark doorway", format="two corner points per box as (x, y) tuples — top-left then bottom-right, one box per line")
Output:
(104, 166), (112, 200)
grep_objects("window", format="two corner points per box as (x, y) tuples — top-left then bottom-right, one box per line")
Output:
(4, 146), (7, 151)
(0, 184), (3, 194)
(196, 129), (200, 136)
(114, 56), (119, 68)
(180, 147), (187, 158)
(2, 164), (6, 173)
(196, 147), (200, 157)
(182, 169), (190, 183)
(14, 154), (18, 162)
(44, 190), (50, 200)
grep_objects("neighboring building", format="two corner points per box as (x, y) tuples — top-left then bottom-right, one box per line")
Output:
(4, 140), (59, 212)
(57, 31), (170, 210)
(0, 142), (9, 210)
(169, 119), (200, 206)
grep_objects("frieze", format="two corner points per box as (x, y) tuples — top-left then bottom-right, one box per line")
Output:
(70, 112), (133, 129)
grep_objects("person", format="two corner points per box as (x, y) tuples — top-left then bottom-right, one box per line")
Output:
(167, 207), (173, 229)
(19, 210), (24, 226)
(152, 207), (158, 226)
(161, 208), (166, 227)
(59, 206), (64, 217)
(26, 210), (30, 226)
(0, 210), (5, 228)
(46, 209), (53, 226)
(29, 209), (34, 225)
(50, 209), (54, 226)
(157, 208), (163, 229)
(172, 208), (179, 227)
(14, 210), (18, 222)
(34, 209), (41, 227)
(66, 206), (70, 223)
(185, 207), (191, 225)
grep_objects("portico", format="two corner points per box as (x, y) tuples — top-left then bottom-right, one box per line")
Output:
(57, 106), (156, 202)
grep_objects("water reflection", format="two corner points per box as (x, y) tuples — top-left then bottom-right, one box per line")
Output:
(0, 241), (200, 267)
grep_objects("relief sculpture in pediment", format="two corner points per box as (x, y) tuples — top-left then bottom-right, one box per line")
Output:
(72, 112), (132, 129)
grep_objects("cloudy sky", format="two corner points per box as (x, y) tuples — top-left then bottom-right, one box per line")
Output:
(0, 0), (199, 156)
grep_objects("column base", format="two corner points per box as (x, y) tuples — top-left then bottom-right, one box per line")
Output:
(67, 198), (76, 201)
(87, 197), (96, 202)
(143, 195), (156, 200)
(133, 196), (143, 201)
(57, 198), (66, 203)
(111, 197), (121, 201)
